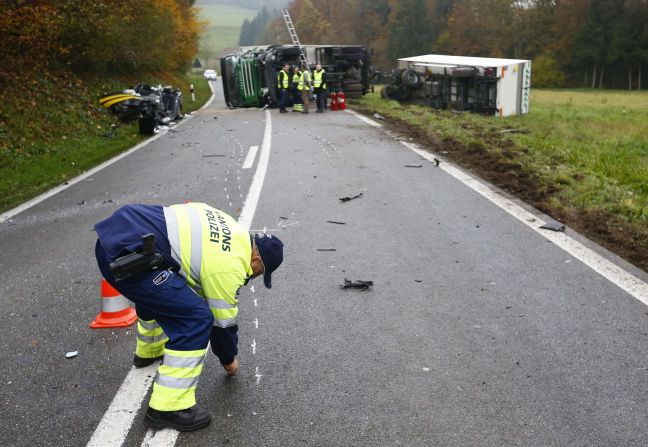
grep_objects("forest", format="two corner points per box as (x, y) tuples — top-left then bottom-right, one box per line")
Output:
(241, 0), (648, 89)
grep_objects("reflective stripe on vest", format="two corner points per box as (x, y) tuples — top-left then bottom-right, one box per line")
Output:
(292, 72), (300, 84)
(277, 70), (289, 89)
(313, 70), (325, 88)
(164, 205), (203, 289)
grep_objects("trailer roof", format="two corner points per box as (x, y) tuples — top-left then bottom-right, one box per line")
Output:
(399, 54), (529, 68)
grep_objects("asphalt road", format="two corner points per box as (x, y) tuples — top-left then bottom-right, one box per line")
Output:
(1, 82), (647, 447)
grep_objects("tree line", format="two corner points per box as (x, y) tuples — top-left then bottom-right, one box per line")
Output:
(241, 0), (648, 89)
(0, 0), (201, 87)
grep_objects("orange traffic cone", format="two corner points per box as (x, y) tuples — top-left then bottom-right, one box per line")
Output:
(89, 279), (138, 328)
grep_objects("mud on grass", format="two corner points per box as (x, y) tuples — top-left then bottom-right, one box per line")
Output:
(355, 107), (648, 274)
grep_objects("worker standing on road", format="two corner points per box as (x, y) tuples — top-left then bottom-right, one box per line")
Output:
(94, 203), (284, 431)
(299, 63), (311, 114)
(291, 65), (303, 113)
(313, 64), (327, 113)
(277, 63), (291, 113)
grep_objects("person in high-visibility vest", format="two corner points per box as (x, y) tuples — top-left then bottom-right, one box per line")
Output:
(298, 63), (312, 114)
(313, 64), (327, 113)
(94, 203), (284, 431)
(291, 65), (303, 112)
(277, 63), (291, 113)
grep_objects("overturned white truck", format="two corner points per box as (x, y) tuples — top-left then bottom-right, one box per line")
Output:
(382, 54), (532, 116)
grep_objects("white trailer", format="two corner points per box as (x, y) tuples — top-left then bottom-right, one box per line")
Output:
(396, 54), (532, 116)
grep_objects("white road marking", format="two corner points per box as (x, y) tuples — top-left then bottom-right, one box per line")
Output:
(141, 428), (178, 447)
(399, 140), (648, 307)
(86, 365), (158, 447)
(345, 109), (383, 128)
(238, 111), (272, 230)
(87, 96), (274, 447)
(254, 318), (259, 329)
(255, 367), (262, 385)
(251, 339), (257, 355)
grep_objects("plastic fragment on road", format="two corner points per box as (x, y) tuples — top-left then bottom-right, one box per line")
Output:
(433, 158), (440, 167)
(373, 112), (384, 120)
(540, 221), (566, 232)
(339, 193), (363, 203)
(405, 164), (423, 168)
(327, 220), (346, 225)
(66, 351), (78, 359)
(317, 248), (336, 252)
(340, 278), (373, 290)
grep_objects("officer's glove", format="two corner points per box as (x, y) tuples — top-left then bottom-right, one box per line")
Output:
(223, 358), (239, 376)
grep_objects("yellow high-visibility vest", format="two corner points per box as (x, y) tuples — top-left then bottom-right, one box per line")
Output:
(298, 71), (311, 91)
(277, 69), (289, 89)
(163, 203), (252, 328)
(313, 70), (326, 89)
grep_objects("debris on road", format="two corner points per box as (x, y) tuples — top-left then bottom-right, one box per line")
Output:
(373, 112), (385, 120)
(317, 248), (337, 252)
(498, 128), (529, 134)
(327, 220), (346, 225)
(65, 351), (78, 359)
(340, 278), (373, 290)
(433, 158), (440, 167)
(540, 221), (566, 232)
(202, 154), (226, 158)
(339, 193), (363, 203)
(405, 164), (423, 168)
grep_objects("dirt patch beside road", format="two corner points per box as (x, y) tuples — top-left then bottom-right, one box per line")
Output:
(362, 111), (648, 274)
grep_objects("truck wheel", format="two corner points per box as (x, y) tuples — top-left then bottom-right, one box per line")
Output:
(381, 85), (393, 99)
(138, 117), (156, 134)
(401, 69), (420, 88)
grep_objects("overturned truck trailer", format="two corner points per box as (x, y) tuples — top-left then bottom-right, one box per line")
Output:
(221, 45), (370, 108)
(383, 54), (531, 117)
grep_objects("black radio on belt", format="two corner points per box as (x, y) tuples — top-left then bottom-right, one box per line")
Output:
(109, 234), (165, 282)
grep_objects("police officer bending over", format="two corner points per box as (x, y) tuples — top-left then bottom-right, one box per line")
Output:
(94, 203), (284, 431)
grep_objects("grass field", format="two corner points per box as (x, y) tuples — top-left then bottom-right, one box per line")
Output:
(197, 3), (257, 58)
(352, 88), (648, 271)
(0, 74), (213, 214)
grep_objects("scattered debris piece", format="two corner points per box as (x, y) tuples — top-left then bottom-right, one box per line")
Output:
(279, 216), (289, 220)
(433, 158), (440, 167)
(340, 278), (373, 290)
(414, 279), (422, 283)
(540, 221), (566, 232)
(77, 201), (86, 206)
(327, 220), (346, 225)
(373, 112), (384, 120)
(202, 154), (226, 157)
(317, 248), (337, 252)
(405, 164), (423, 168)
(339, 193), (363, 203)
(66, 351), (78, 359)
(498, 128), (529, 134)
(181, 142), (200, 147)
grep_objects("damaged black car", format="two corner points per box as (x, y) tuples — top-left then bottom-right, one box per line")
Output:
(100, 84), (183, 134)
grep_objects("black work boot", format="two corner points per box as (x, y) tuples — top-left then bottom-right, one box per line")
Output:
(145, 406), (211, 431)
(133, 354), (163, 368)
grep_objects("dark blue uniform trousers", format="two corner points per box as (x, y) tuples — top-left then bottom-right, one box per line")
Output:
(95, 240), (213, 352)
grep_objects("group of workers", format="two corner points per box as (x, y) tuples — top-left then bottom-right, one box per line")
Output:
(276, 62), (327, 114)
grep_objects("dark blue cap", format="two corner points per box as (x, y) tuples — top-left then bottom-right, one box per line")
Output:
(254, 234), (284, 289)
